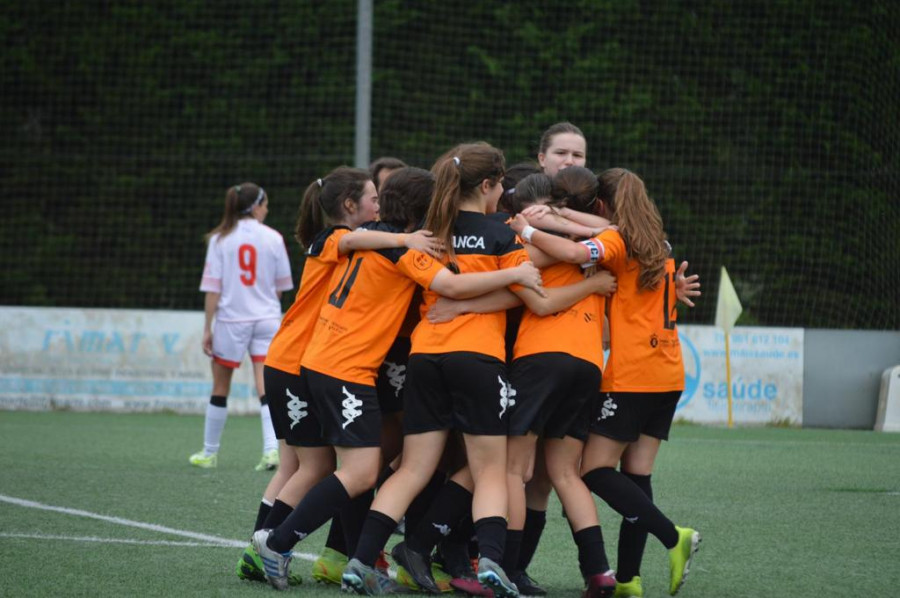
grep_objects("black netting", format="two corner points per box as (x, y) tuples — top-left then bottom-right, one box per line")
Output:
(3, 0), (898, 329)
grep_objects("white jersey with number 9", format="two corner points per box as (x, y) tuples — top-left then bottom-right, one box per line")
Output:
(200, 219), (293, 322)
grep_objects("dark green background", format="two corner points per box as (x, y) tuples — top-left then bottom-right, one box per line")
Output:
(2, 0), (898, 328)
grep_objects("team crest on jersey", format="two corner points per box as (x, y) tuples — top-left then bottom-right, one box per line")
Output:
(597, 394), (618, 421)
(498, 376), (516, 418)
(413, 253), (434, 271)
(286, 388), (308, 429)
(453, 235), (486, 250)
(341, 386), (363, 429)
(650, 334), (659, 348)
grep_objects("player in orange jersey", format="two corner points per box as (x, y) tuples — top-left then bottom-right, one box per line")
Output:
(236, 166), (441, 586)
(421, 167), (620, 597)
(512, 168), (702, 597)
(250, 164), (547, 591)
(338, 143), (615, 598)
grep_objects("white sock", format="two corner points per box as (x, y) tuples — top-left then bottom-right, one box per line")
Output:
(203, 403), (228, 456)
(260, 403), (278, 454)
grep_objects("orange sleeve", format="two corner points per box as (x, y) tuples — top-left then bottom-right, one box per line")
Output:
(597, 230), (627, 270)
(316, 228), (351, 264)
(498, 246), (530, 293)
(396, 249), (447, 289)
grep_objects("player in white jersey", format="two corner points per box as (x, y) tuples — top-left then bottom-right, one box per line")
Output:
(189, 183), (293, 470)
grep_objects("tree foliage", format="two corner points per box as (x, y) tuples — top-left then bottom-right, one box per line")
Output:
(2, 0), (897, 328)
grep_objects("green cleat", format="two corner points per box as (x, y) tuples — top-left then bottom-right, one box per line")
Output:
(255, 449), (279, 471)
(395, 562), (454, 593)
(312, 547), (348, 585)
(236, 544), (266, 582)
(431, 562), (456, 593)
(189, 451), (217, 468)
(613, 576), (642, 598)
(668, 527), (701, 596)
(236, 543), (303, 586)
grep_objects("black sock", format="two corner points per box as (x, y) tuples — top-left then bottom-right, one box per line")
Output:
(341, 489), (375, 556)
(582, 467), (677, 548)
(324, 516), (347, 554)
(404, 471), (448, 544)
(501, 528), (523, 573)
(210, 394), (227, 407)
(446, 514), (478, 559)
(516, 508), (546, 571)
(355, 510), (398, 566)
(617, 472), (652, 582)
(407, 480), (470, 554)
(376, 464), (396, 489)
(474, 516), (507, 563)
(268, 474), (351, 553)
(573, 525), (610, 577)
(261, 499), (293, 530)
(254, 500), (273, 533)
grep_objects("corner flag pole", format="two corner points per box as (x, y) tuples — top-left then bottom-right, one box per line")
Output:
(725, 332), (734, 427)
(715, 266), (743, 428)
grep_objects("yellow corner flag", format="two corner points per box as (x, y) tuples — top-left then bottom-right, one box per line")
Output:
(715, 266), (743, 333)
(715, 266), (742, 428)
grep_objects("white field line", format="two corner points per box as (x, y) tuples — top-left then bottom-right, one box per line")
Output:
(0, 532), (233, 547)
(0, 494), (318, 562)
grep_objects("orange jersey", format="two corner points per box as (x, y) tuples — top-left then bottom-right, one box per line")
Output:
(410, 210), (529, 361)
(264, 226), (352, 374)
(302, 222), (446, 385)
(513, 261), (604, 368)
(586, 230), (684, 392)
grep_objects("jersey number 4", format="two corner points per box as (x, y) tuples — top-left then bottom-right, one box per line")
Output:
(329, 254), (363, 308)
(238, 244), (257, 286)
(662, 271), (677, 330)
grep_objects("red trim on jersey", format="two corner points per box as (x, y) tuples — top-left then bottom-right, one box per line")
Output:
(213, 356), (241, 369)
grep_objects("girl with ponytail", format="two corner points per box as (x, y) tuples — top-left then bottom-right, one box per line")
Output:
(193, 183), (292, 473)
(512, 168), (702, 598)
(235, 166), (443, 588)
(340, 143), (619, 598)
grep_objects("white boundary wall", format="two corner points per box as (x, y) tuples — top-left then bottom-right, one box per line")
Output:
(0, 307), (804, 425)
(0, 307), (257, 414)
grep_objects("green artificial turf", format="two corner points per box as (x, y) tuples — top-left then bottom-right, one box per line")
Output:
(1, 411), (898, 597)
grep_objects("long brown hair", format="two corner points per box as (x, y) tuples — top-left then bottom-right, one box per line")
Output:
(597, 168), (668, 290)
(551, 166), (599, 214)
(295, 167), (370, 249)
(510, 173), (552, 214)
(206, 183), (265, 241)
(377, 167), (434, 229)
(425, 142), (505, 265)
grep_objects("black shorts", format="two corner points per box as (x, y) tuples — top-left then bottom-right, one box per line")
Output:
(508, 353), (600, 441)
(589, 390), (682, 442)
(264, 365), (323, 447)
(403, 352), (510, 436)
(303, 367), (382, 448)
(375, 336), (410, 414)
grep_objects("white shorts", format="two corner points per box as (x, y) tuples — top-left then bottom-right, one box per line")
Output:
(211, 318), (280, 369)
